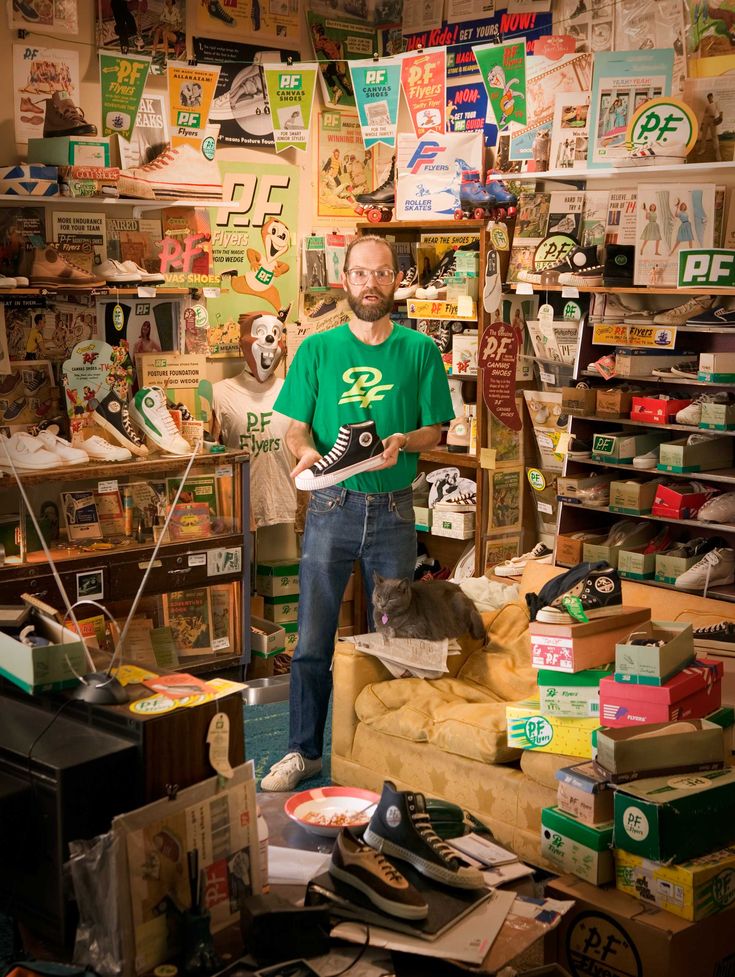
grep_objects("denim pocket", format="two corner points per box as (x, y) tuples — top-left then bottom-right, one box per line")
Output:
(308, 491), (339, 514)
(392, 498), (415, 524)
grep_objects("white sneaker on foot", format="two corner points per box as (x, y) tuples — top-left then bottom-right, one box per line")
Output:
(260, 752), (322, 791)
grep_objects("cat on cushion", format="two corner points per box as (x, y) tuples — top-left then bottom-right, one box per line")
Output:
(372, 572), (485, 641)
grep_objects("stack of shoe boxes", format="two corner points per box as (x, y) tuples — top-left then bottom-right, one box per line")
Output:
(255, 559), (299, 669)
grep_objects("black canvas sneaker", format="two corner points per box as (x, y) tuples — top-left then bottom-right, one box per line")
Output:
(556, 245), (604, 286)
(295, 420), (384, 491)
(517, 249), (577, 285)
(329, 828), (429, 920)
(603, 244), (635, 287)
(394, 264), (418, 301)
(692, 621), (735, 653)
(363, 781), (485, 889)
(527, 561), (622, 624)
(93, 388), (148, 457)
(416, 241), (480, 297)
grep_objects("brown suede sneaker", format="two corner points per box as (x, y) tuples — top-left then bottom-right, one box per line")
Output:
(43, 92), (97, 138)
(29, 246), (106, 290)
(329, 828), (429, 920)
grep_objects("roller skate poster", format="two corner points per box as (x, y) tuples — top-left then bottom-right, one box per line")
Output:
(12, 43), (80, 145)
(193, 0), (300, 47)
(587, 48), (673, 168)
(167, 61), (220, 145)
(317, 111), (375, 219)
(308, 11), (379, 111)
(350, 56), (402, 149)
(474, 39), (528, 131)
(634, 184), (715, 287)
(400, 49), (447, 137)
(96, 1), (186, 75)
(263, 65), (318, 154)
(99, 53), (150, 140)
(204, 160), (299, 355)
(395, 131), (482, 221)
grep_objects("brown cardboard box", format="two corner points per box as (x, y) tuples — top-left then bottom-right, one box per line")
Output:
(609, 479), (660, 515)
(596, 388), (634, 418)
(545, 875), (735, 977)
(561, 386), (598, 416)
(555, 533), (606, 568)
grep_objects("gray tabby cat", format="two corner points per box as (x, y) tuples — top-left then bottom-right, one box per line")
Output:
(372, 572), (485, 641)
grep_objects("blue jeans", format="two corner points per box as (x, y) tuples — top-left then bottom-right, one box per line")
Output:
(289, 484), (417, 760)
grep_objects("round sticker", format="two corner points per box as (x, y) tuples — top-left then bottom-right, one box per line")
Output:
(622, 805), (649, 841)
(594, 575), (615, 594)
(527, 468), (546, 491)
(385, 804), (402, 828)
(533, 234), (577, 270)
(130, 695), (178, 716)
(712, 868), (735, 909)
(566, 911), (642, 977)
(563, 300), (582, 320)
(193, 303), (209, 327)
(524, 716), (553, 748)
(201, 136), (216, 161)
(627, 97), (698, 153)
(112, 303), (125, 332)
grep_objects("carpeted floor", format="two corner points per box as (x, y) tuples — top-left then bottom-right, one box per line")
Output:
(244, 700), (332, 790)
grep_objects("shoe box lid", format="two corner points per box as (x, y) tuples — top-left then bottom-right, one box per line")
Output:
(596, 719), (725, 783)
(28, 136), (110, 168)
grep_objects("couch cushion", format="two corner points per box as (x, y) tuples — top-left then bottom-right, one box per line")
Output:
(520, 749), (581, 789)
(353, 602), (538, 764)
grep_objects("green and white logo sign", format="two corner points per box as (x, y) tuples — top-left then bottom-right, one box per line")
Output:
(679, 249), (735, 288)
(264, 64), (318, 154)
(527, 468), (546, 491)
(524, 715), (553, 748)
(627, 96), (698, 152)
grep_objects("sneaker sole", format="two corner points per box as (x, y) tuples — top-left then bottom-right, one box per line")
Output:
(260, 764), (322, 792)
(327, 863), (428, 920)
(567, 450), (592, 460)
(0, 458), (59, 472)
(93, 412), (149, 457)
(633, 459), (657, 469)
(535, 604), (622, 624)
(494, 555), (553, 577)
(362, 826), (484, 889)
(675, 574), (735, 590)
(557, 273), (604, 286)
(30, 277), (106, 289)
(128, 404), (192, 456)
(295, 453), (385, 491)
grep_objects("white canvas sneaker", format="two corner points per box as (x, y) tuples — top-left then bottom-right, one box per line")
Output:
(83, 435), (133, 462)
(653, 296), (713, 326)
(118, 143), (224, 200)
(676, 393), (731, 426)
(98, 258), (141, 285)
(130, 386), (192, 455)
(36, 426), (89, 465)
(494, 541), (553, 577)
(121, 260), (165, 285)
(0, 432), (60, 471)
(260, 752), (322, 791)
(632, 447), (659, 470)
(675, 548), (735, 590)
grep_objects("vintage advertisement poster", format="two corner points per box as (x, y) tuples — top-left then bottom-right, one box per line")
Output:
(615, 0), (686, 94)
(118, 90), (169, 168)
(307, 11), (378, 111)
(400, 48), (447, 136)
(549, 91), (590, 171)
(474, 39), (528, 130)
(193, 0), (300, 47)
(263, 64), (318, 153)
(96, 0), (186, 74)
(350, 56), (402, 148)
(206, 160), (300, 357)
(12, 43), (80, 144)
(634, 183), (715, 287)
(395, 131), (483, 221)
(99, 52), (151, 140)
(587, 48), (674, 168)
(159, 208), (220, 287)
(167, 61), (220, 145)
(50, 211), (107, 271)
(552, 0), (613, 54)
(316, 111), (374, 220)
(9, 0), (79, 35)
(684, 76), (735, 164)
(446, 79), (497, 148)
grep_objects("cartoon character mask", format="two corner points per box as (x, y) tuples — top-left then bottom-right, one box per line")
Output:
(238, 311), (285, 382)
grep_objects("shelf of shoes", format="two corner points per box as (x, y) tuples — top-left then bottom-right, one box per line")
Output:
(569, 414), (735, 438)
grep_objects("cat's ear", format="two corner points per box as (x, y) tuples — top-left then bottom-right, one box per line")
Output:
(373, 571), (383, 585)
(398, 578), (410, 592)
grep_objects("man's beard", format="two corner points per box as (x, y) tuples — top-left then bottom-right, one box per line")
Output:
(346, 286), (394, 321)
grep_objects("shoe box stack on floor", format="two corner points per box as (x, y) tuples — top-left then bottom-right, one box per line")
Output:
(501, 561), (735, 916)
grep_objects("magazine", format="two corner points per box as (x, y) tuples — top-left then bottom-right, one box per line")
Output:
(634, 184), (715, 287)
(0, 207), (45, 280)
(50, 211), (107, 273)
(162, 587), (213, 657)
(549, 91), (590, 171)
(117, 91), (169, 168)
(303, 235), (327, 290)
(605, 191), (637, 246)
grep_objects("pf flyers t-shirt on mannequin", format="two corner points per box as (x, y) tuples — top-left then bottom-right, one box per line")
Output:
(212, 372), (296, 529)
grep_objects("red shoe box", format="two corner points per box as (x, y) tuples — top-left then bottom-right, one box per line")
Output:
(631, 396), (692, 424)
(651, 482), (715, 519)
(599, 659), (723, 727)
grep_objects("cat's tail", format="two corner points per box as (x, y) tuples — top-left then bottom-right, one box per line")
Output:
(469, 610), (485, 641)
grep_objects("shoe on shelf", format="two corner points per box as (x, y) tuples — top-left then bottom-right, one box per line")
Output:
(29, 246), (106, 290)
(433, 490), (477, 512)
(556, 246), (604, 286)
(415, 241), (479, 297)
(529, 561), (622, 624)
(260, 751), (322, 791)
(394, 264), (418, 301)
(36, 426), (89, 465)
(643, 527), (675, 554)
(653, 296), (713, 326)
(563, 480), (610, 507)
(591, 294), (640, 323)
(0, 432), (60, 472)
(676, 393), (733, 426)
(567, 437), (592, 459)
(494, 541), (553, 578)
(602, 244), (635, 287)
(632, 446), (660, 469)
(363, 781), (485, 889)
(692, 621), (735, 652)
(120, 260), (166, 285)
(295, 421), (384, 491)
(697, 492), (735, 524)
(622, 309), (655, 325)
(118, 143), (224, 200)
(686, 306), (735, 327)
(0, 276), (17, 288)
(652, 360), (699, 379)
(98, 258), (142, 285)
(130, 386), (192, 455)
(43, 91), (97, 138)
(93, 388), (149, 457)
(82, 435), (133, 462)
(329, 828), (429, 921)
(675, 548), (735, 590)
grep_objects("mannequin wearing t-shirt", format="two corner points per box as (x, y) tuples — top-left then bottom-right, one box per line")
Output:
(212, 311), (296, 529)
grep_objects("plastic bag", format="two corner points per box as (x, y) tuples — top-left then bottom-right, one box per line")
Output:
(67, 833), (123, 977)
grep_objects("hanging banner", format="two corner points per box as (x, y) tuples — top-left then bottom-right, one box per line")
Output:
(167, 62), (220, 144)
(480, 320), (523, 432)
(308, 11), (381, 112)
(400, 48), (447, 136)
(446, 80), (498, 148)
(350, 56), (402, 148)
(99, 53), (151, 140)
(263, 64), (318, 154)
(395, 131), (483, 220)
(474, 39), (527, 130)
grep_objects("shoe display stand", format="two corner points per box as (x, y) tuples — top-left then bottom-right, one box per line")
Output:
(357, 219), (490, 577)
(0, 449), (251, 675)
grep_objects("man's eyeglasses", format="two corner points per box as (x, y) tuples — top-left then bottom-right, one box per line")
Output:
(345, 267), (396, 286)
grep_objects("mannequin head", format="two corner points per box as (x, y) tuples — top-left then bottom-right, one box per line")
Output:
(238, 311), (285, 382)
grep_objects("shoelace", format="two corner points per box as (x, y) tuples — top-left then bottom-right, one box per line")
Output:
(140, 148), (179, 172)
(57, 102), (88, 122)
(270, 752), (305, 774)
(527, 542), (549, 558)
(445, 492), (476, 505)
(314, 427), (351, 471)
(410, 810), (459, 864)
(371, 850), (405, 884)
(694, 622), (729, 637)
(121, 404), (145, 445)
(51, 249), (92, 275)
(146, 389), (181, 437)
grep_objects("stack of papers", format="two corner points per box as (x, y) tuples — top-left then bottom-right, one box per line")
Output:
(448, 833), (535, 887)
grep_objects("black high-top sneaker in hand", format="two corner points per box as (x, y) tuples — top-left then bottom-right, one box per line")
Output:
(531, 561), (622, 625)
(363, 781), (485, 889)
(295, 420), (384, 491)
(93, 388), (148, 457)
(329, 828), (429, 919)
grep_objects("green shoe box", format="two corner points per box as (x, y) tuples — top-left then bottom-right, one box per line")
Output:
(541, 805), (615, 885)
(658, 435), (734, 473)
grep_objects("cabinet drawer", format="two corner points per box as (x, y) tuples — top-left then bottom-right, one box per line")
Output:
(6, 564), (110, 608)
(108, 544), (243, 598)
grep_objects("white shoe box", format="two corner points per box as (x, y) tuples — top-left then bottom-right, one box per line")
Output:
(431, 509), (475, 539)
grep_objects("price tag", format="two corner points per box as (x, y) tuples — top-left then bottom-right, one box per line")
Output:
(203, 287), (221, 298)
(537, 501), (553, 515)
(561, 286), (580, 298)
(540, 370), (555, 384)
(556, 432), (572, 456)
(137, 286), (157, 298)
(457, 294), (474, 317)
(215, 465), (233, 478)
(480, 447), (497, 469)
(516, 282), (534, 295)
(98, 479), (118, 493)
(207, 712), (234, 778)
(188, 553), (206, 567)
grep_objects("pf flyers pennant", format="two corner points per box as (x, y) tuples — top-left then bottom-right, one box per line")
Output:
(479, 320), (522, 431)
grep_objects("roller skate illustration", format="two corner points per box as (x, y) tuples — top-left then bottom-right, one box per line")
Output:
(453, 166), (495, 220)
(354, 158), (395, 223)
(484, 172), (517, 218)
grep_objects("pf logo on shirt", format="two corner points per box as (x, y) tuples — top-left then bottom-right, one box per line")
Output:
(338, 367), (394, 408)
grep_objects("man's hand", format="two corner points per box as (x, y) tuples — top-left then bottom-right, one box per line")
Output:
(290, 448), (321, 480)
(373, 433), (406, 471)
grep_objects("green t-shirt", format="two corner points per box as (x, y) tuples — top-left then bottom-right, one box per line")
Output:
(274, 322), (454, 492)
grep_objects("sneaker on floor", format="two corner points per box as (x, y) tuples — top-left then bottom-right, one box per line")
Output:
(93, 388), (149, 457)
(83, 435), (133, 462)
(295, 421), (384, 491)
(260, 752), (322, 791)
(363, 781), (485, 889)
(697, 492), (735, 524)
(130, 386), (192, 455)
(494, 541), (553, 577)
(653, 296), (713, 326)
(329, 828), (429, 920)
(692, 621), (735, 652)
(686, 306), (735, 327)
(675, 548), (735, 590)
(528, 561), (622, 624)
